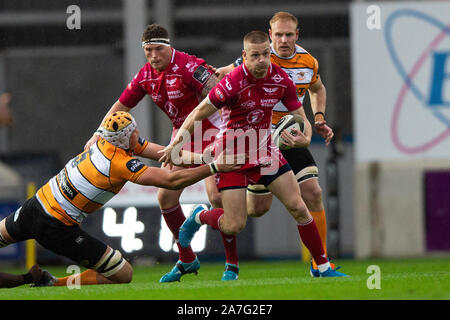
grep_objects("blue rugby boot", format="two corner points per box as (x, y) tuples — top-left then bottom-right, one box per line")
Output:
(159, 257), (200, 283)
(319, 266), (348, 277)
(222, 263), (239, 281)
(179, 204), (205, 248)
(310, 261), (321, 278)
(310, 260), (341, 278)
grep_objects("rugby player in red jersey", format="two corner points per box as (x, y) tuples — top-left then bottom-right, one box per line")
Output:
(216, 12), (338, 277)
(84, 24), (224, 282)
(160, 31), (347, 279)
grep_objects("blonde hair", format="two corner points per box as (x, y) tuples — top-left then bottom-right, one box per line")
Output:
(243, 30), (270, 45)
(269, 11), (298, 28)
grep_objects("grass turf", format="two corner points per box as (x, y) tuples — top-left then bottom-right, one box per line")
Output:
(0, 257), (449, 300)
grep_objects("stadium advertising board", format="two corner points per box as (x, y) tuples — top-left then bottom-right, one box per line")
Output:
(351, 2), (450, 162)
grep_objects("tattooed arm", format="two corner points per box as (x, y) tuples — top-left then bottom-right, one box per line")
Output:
(201, 74), (220, 99)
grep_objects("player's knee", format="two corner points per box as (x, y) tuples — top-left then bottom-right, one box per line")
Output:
(221, 218), (246, 235)
(116, 261), (133, 284)
(247, 202), (270, 217)
(93, 249), (128, 282)
(302, 183), (323, 207)
(157, 189), (178, 208)
(285, 198), (309, 220)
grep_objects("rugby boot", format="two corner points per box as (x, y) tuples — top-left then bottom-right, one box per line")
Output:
(159, 257), (201, 283)
(221, 263), (239, 281)
(319, 266), (348, 277)
(30, 270), (57, 287)
(310, 260), (339, 278)
(178, 204), (204, 248)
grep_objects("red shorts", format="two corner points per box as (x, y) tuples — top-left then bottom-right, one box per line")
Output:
(215, 155), (291, 191)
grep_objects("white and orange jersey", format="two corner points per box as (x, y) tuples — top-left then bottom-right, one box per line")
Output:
(233, 44), (319, 126)
(270, 44), (319, 126)
(36, 138), (149, 226)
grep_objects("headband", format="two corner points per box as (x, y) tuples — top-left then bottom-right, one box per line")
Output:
(142, 38), (171, 47)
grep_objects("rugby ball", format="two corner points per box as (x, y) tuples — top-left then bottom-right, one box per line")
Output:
(272, 114), (305, 150)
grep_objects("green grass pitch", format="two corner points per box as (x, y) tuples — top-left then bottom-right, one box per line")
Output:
(0, 257), (449, 300)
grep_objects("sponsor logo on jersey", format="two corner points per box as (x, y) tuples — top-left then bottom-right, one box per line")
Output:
(164, 101), (179, 117)
(263, 87), (278, 94)
(193, 65), (211, 84)
(151, 93), (162, 102)
(271, 74), (283, 83)
(57, 169), (78, 200)
(225, 78), (232, 91)
(172, 64), (179, 72)
(186, 61), (199, 73)
(166, 78), (178, 86)
(167, 89), (184, 100)
(126, 159), (145, 173)
(241, 100), (256, 109)
(215, 88), (225, 102)
(246, 109), (264, 124)
(261, 98), (279, 108)
(283, 68), (314, 84)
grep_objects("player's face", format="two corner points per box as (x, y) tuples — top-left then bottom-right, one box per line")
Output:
(243, 41), (271, 78)
(269, 19), (299, 57)
(144, 44), (172, 72)
(129, 129), (139, 151)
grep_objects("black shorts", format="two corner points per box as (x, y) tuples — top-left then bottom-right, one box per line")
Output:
(5, 196), (107, 268)
(247, 147), (318, 195)
(280, 147), (317, 177)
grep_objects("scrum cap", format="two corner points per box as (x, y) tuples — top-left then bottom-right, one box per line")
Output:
(99, 111), (137, 149)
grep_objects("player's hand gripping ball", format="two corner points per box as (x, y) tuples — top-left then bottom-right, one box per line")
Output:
(272, 114), (305, 150)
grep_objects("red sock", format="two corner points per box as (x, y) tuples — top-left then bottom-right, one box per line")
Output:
(297, 218), (328, 265)
(199, 208), (224, 230)
(199, 209), (238, 266)
(161, 204), (196, 263)
(220, 232), (238, 266)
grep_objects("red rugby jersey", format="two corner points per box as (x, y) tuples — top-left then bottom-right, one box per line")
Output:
(119, 48), (221, 135)
(208, 62), (302, 159)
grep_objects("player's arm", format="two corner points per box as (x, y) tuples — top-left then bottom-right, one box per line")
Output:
(138, 141), (202, 166)
(200, 74), (220, 99)
(159, 98), (218, 166)
(84, 100), (131, 150)
(215, 63), (234, 80)
(136, 151), (241, 190)
(308, 75), (334, 145)
(308, 75), (327, 119)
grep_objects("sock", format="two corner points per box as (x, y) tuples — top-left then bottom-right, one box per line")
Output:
(199, 209), (238, 266)
(199, 208), (224, 230)
(54, 269), (98, 286)
(161, 204), (196, 263)
(220, 232), (238, 266)
(310, 210), (327, 269)
(297, 218), (329, 266)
